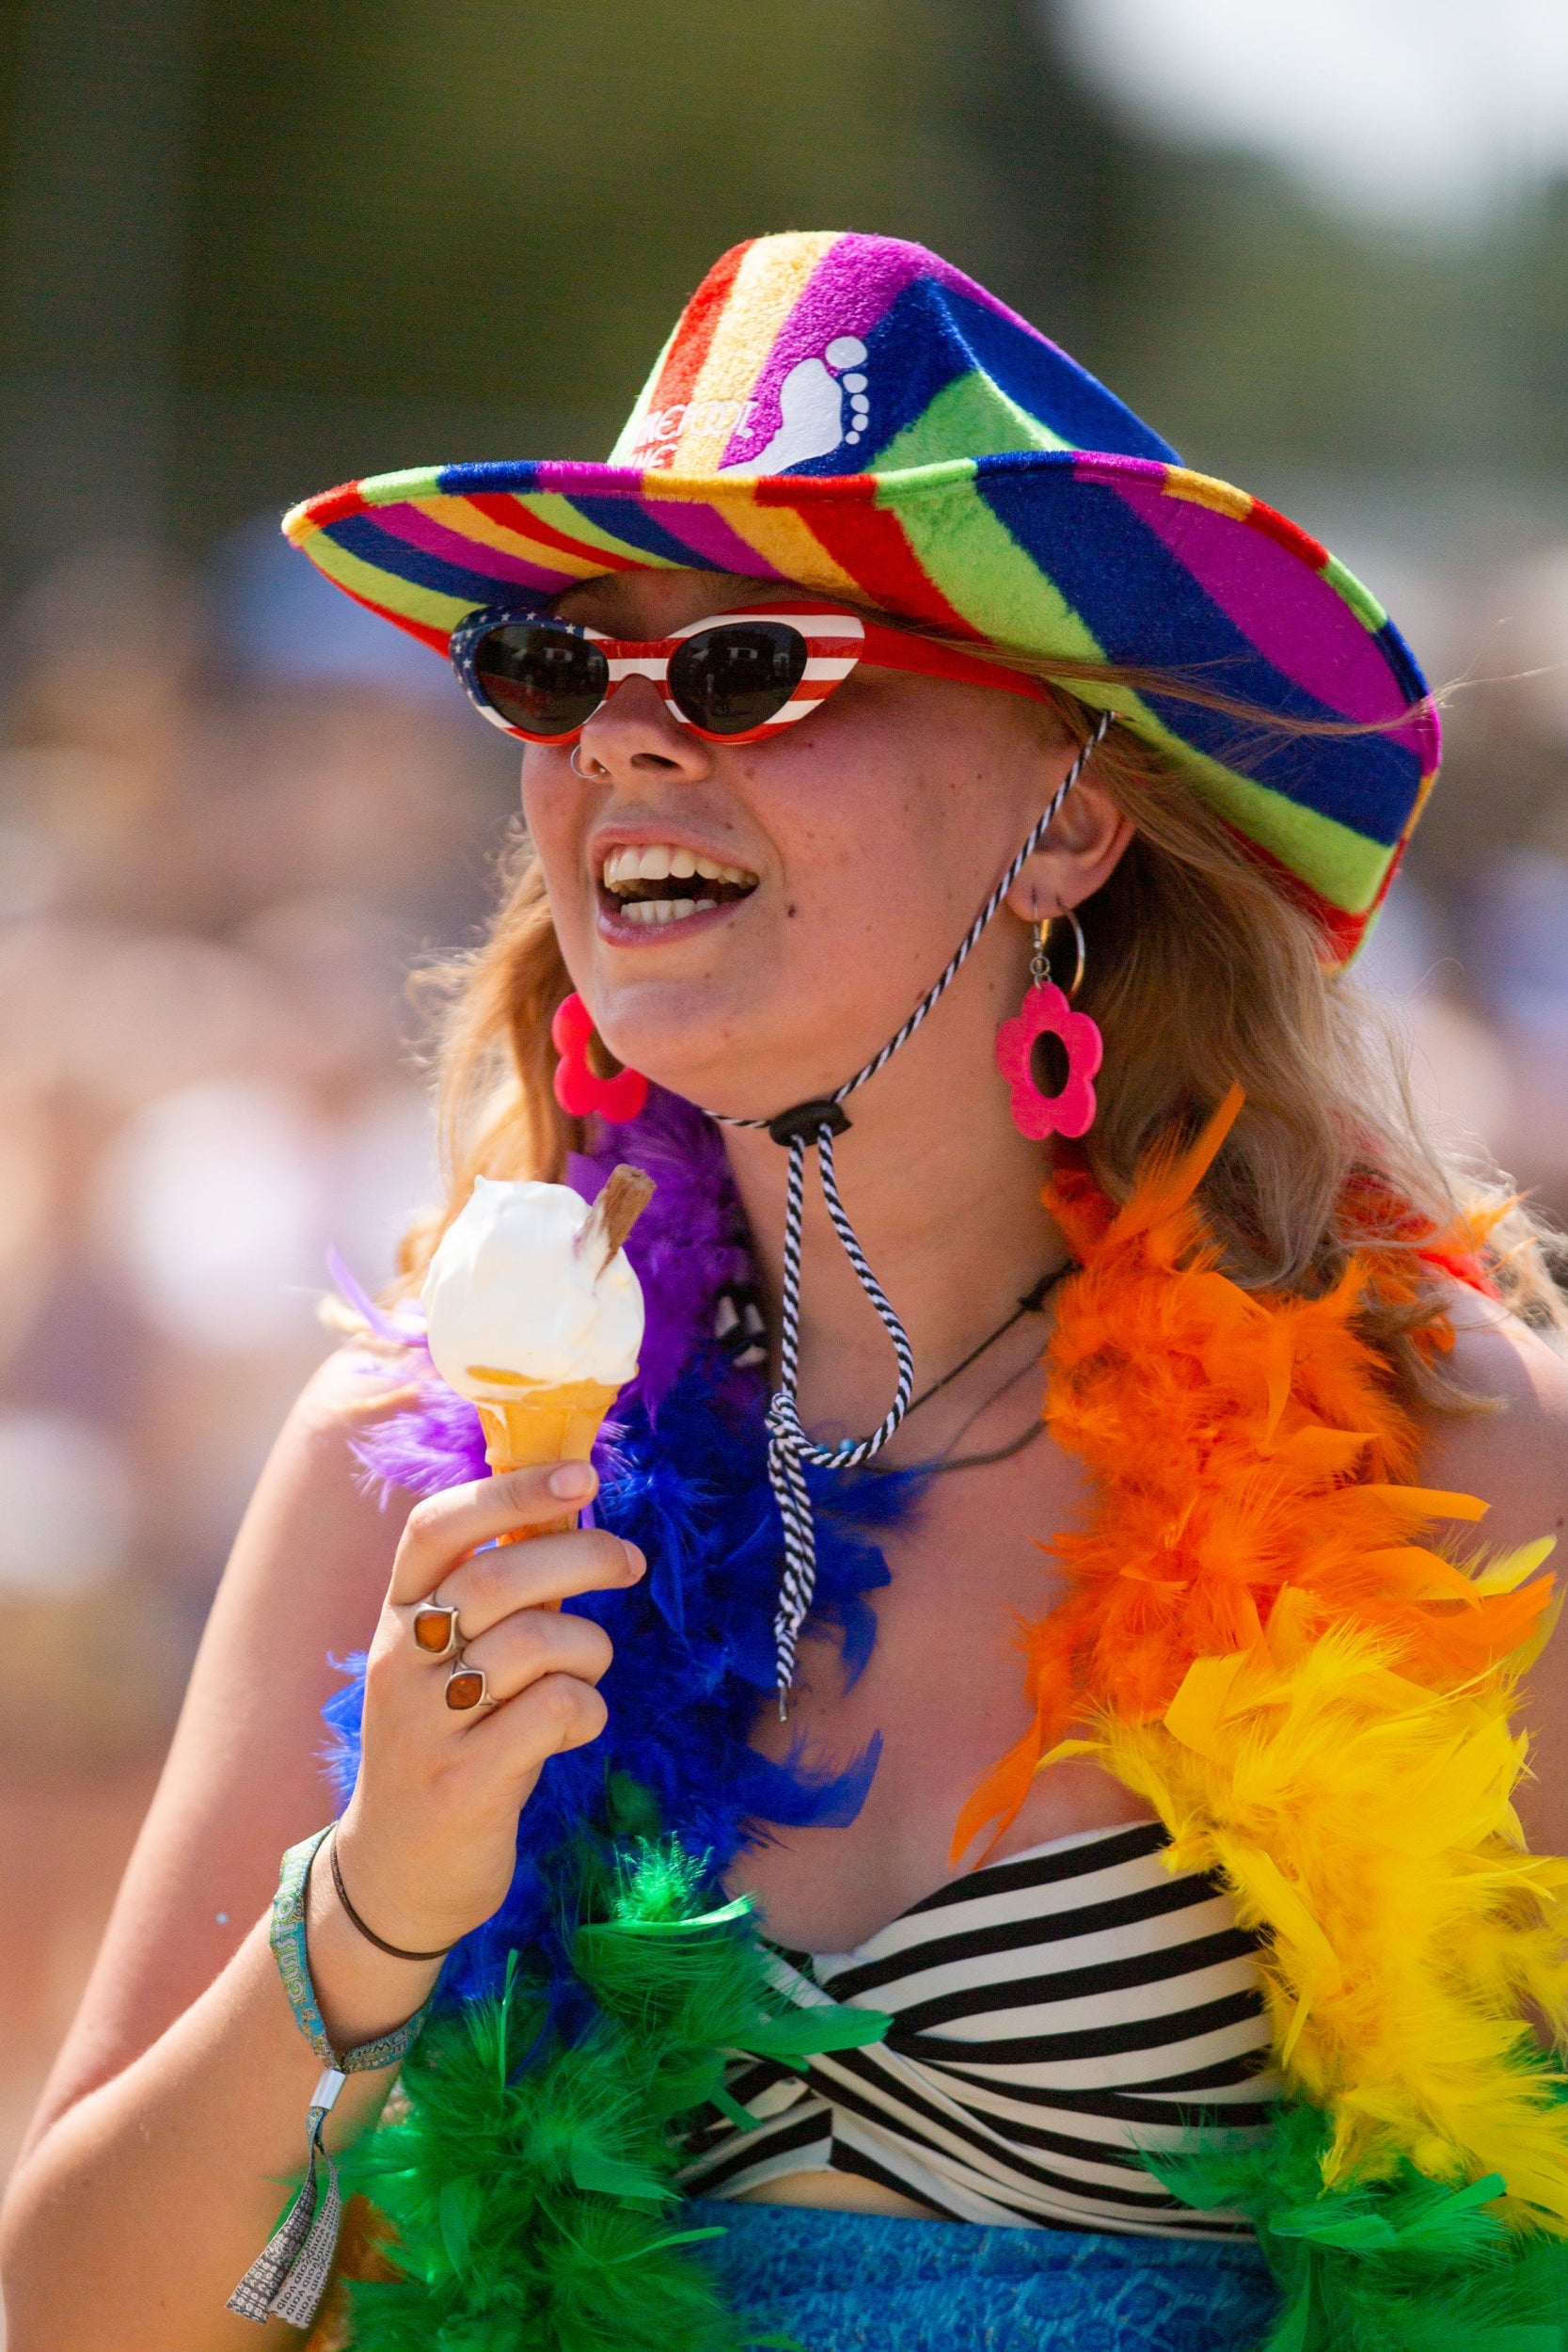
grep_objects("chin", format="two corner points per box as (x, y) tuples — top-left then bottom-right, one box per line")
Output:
(593, 982), (764, 1113)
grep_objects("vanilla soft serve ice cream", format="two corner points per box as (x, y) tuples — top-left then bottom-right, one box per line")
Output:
(422, 1176), (645, 1399)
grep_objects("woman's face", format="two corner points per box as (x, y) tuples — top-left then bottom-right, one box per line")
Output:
(521, 569), (1090, 1120)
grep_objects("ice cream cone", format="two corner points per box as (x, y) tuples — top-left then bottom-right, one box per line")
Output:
(474, 1376), (624, 1544)
(423, 1163), (655, 1578)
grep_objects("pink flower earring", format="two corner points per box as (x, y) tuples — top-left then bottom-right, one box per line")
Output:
(994, 909), (1102, 1140)
(551, 993), (649, 1121)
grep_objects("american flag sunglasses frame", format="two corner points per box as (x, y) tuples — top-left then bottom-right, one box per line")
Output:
(449, 599), (1053, 749)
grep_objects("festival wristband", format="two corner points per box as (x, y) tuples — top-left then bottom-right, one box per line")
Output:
(227, 1826), (436, 2329)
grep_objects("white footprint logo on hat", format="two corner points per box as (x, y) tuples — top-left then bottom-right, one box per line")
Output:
(721, 336), (870, 475)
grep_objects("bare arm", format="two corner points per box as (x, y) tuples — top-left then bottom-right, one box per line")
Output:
(1415, 1293), (1568, 1855)
(0, 1351), (645, 2352)
(20, 1351), (415, 2157)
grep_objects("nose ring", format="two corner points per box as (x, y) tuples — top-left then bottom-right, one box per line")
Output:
(570, 744), (606, 779)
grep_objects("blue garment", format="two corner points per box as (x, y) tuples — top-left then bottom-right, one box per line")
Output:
(687, 2198), (1280, 2352)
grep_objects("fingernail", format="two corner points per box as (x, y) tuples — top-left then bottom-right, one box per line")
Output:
(625, 1544), (646, 1579)
(550, 1462), (595, 1500)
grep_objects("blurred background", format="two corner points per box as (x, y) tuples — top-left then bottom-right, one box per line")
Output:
(4, 0), (1568, 2233)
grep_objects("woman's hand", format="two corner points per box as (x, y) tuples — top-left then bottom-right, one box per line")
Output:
(330, 1460), (644, 1962)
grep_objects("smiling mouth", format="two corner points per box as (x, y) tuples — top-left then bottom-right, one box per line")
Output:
(599, 843), (760, 929)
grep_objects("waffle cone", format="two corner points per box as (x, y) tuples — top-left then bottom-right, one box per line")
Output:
(475, 1378), (623, 1546)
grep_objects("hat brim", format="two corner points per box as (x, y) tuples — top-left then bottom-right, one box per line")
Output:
(284, 451), (1438, 964)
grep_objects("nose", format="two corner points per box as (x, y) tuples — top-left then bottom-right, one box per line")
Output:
(576, 675), (714, 787)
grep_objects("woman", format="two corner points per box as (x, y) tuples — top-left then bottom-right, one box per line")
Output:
(6, 232), (1568, 2352)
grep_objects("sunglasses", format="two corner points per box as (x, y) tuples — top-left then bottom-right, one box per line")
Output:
(449, 598), (1052, 748)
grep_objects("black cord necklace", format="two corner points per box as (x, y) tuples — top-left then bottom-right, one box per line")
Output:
(900, 1260), (1072, 1427)
(858, 1258), (1074, 1480)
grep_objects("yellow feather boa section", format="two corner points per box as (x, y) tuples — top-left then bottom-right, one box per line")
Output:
(956, 1086), (1568, 2224)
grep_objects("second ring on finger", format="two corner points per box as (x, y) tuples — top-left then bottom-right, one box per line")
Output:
(437, 1605), (614, 1721)
(445, 1649), (493, 1711)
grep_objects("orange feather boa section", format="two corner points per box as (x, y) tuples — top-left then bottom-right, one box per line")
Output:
(955, 1085), (1553, 1861)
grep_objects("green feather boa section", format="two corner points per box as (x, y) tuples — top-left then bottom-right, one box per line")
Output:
(1149, 2101), (1568, 2352)
(336, 1821), (889, 2351)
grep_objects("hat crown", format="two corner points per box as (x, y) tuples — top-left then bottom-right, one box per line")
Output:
(608, 231), (1177, 481)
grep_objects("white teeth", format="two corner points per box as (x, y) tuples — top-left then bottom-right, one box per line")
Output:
(616, 895), (721, 927)
(599, 843), (761, 892)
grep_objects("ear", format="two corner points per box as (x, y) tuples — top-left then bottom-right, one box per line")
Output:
(1004, 774), (1132, 924)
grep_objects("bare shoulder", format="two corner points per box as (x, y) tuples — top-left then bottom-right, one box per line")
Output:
(1416, 1287), (1568, 1855)
(1414, 1286), (1568, 1554)
(23, 1346), (420, 2142)
(290, 1334), (425, 1442)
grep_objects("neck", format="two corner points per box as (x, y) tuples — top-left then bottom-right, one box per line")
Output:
(720, 997), (1070, 1441)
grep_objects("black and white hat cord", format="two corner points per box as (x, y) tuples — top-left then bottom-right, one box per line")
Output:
(715, 711), (1113, 1708)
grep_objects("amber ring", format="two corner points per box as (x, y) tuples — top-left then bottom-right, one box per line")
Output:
(411, 1602), (462, 1661)
(445, 1652), (491, 1712)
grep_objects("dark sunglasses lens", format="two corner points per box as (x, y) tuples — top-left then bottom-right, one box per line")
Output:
(668, 621), (809, 737)
(471, 623), (609, 737)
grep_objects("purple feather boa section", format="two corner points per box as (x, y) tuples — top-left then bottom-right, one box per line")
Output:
(567, 1082), (752, 1419)
(356, 1351), (491, 1494)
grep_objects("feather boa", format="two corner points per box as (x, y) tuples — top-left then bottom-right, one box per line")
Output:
(953, 1083), (1553, 1856)
(315, 1079), (1568, 2347)
(332, 1826), (887, 2351)
(1149, 2099), (1568, 2350)
(951, 1083), (1568, 2326)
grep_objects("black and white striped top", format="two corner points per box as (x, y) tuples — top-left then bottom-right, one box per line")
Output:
(678, 1820), (1277, 2233)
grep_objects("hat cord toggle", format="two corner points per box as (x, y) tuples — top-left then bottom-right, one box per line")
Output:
(715, 712), (1113, 1709)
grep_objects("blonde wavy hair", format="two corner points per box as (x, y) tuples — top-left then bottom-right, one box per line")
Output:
(391, 631), (1567, 1410)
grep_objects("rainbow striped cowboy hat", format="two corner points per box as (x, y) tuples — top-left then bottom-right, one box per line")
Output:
(285, 230), (1437, 963)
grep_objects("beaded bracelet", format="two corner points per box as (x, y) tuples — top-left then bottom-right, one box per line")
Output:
(227, 1826), (436, 2330)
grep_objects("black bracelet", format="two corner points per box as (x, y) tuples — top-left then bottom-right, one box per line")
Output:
(327, 1826), (457, 1963)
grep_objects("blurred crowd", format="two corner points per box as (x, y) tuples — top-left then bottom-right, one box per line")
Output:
(0, 530), (515, 1783)
(1349, 534), (1568, 1207)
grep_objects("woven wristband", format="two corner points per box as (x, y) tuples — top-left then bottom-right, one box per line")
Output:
(227, 1825), (435, 2330)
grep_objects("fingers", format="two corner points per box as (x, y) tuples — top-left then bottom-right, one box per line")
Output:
(478, 1671), (610, 1764)
(430, 1523), (645, 1641)
(456, 1606), (614, 1711)
(384, 1597), (613, 1781)
(389, 1460), (615, 1605)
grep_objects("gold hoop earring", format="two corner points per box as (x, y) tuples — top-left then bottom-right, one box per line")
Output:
(1031, 906), (1086, 998)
